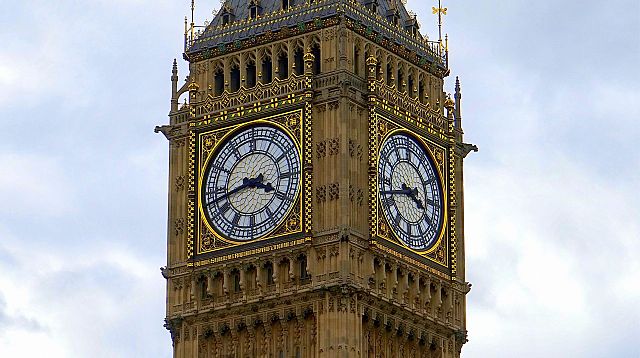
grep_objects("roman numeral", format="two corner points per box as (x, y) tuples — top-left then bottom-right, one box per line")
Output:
(219, 201), (231, 214)
(275, 191), (292, 202)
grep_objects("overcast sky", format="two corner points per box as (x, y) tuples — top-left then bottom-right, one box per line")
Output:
(0, 0), (638, 357)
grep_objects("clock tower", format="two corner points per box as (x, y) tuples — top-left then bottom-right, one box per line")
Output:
(157, 0), (473, 357)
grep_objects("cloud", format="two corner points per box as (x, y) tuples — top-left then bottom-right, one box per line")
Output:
(0, 227), (168, 357)
(0, 295), (46, 334)
(0, 153), (76, 217)
(406, 0), (640, 356)
(0, 0), (637, 357)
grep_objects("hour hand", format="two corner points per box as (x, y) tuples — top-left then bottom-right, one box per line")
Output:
(250, 173), (274, 193)
(401, 184), (424, 209)
(254, 181), (275, 193)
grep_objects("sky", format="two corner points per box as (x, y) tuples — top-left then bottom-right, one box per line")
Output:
(0, 0), (638, 357)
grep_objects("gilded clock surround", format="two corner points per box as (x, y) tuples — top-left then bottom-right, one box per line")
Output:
(158, 1), (471, 356)
(374, 126), (449, 264)
(195, 113), (306, 255)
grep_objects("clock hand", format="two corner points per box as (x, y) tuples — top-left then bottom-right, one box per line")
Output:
(381, 183), (424, 209)
(213, 178), (252, 203)
(381, 183), (414, 196)
(247, 173), (275, 193)
(402, 183), (425, 210)
(213, 174), (275, 203)
(380, 189), (411, 195)
(253, 181), (275, 193)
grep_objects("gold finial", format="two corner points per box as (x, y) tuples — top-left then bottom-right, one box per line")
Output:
(432, 0), (448, 45)
(444, 94), (455, 109)
(190, 0), (195, 44)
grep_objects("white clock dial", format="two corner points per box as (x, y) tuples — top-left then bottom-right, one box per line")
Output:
(202, 125), (300, 241)
(378, 133), (444, 250)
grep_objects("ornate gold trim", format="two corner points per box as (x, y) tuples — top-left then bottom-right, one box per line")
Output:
(193, 110), (305, 256)
(371, 113), (450, 269)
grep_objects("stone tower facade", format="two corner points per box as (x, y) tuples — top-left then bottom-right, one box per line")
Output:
(156, 0), (472, 357)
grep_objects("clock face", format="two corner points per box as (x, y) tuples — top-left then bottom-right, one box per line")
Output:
(378, 133), (444, 251)
(202, 125), (300, 241)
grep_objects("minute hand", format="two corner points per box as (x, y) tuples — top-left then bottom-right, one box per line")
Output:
(381, 184), (424, 209)
(213, 178), (252, 203)
(380, 189), (413, 195)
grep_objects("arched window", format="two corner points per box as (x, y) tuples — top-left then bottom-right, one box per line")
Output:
(214, 69), (225, 95)
(299, 254), (309, 281)
(246, 60), (257, 88)
(249, 1), (262, 19)
(408, 74), (415, 98)
(312, 44), (321, 74)
(230, 64), (240, 92)
(231, 270), (241, 293)
(199, 276), (208, 299)
(265, 262), (274, 285)
(262, 56), (273, 84)
(397, 68), (404, 92)
(278, 52), (289, 79)
(220, 6), (235, 26)
(364, 0), (378, 14)
(354, 47), (360, 76)
(294, 48), (304, 76)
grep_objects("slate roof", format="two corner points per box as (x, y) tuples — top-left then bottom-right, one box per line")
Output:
(186, 0), (438, 63)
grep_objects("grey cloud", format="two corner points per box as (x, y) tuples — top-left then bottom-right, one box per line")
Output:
(0, 293), (46, 333)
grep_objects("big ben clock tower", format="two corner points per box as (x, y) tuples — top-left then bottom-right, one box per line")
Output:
(157, 0), (473, 356)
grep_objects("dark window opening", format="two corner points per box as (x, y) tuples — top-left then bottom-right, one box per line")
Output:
(214, 70), (225, 95)
(365, 0), (378, 14)
(294, 49), (304, 76)
(354, 47), (360, 76)
(265, 262), (274, 285)
(250, 6), (258, 19)
(364, 51), (370, 73)
(299, 255), (309, 281)
(222, 14), (231, 25)
(262, 57), (273, 84)
(246, 62), (257, 88)
(282, 0), (289, 11)
(199, 278), (208, 299)
(408, 76), (415, 97)
(230, 66), (240, 92)
(419, 81), (426, 104)
(312, 45), (321, 74)
(397, 70), (404, 92)
(386, 64), (393, 86)
(231, 271), (241, 293)
(278, 54), (289, 80)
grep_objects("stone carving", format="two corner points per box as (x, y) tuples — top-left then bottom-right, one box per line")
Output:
(328, 137), (340, 156)
(316, 140), (327, 158)
(175, 175), (185, 191)
(316, 186), (326, 203)
(328, 182), (340, 201)
(174, 218), (185, 236)
(349, 139), (363, 161)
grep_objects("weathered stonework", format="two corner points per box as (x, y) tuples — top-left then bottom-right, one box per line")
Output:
(157, 1), (471, 357)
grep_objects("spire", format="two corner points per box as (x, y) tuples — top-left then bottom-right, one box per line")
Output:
(170, 59), (179, 113)
(454, 76), (462, 129)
